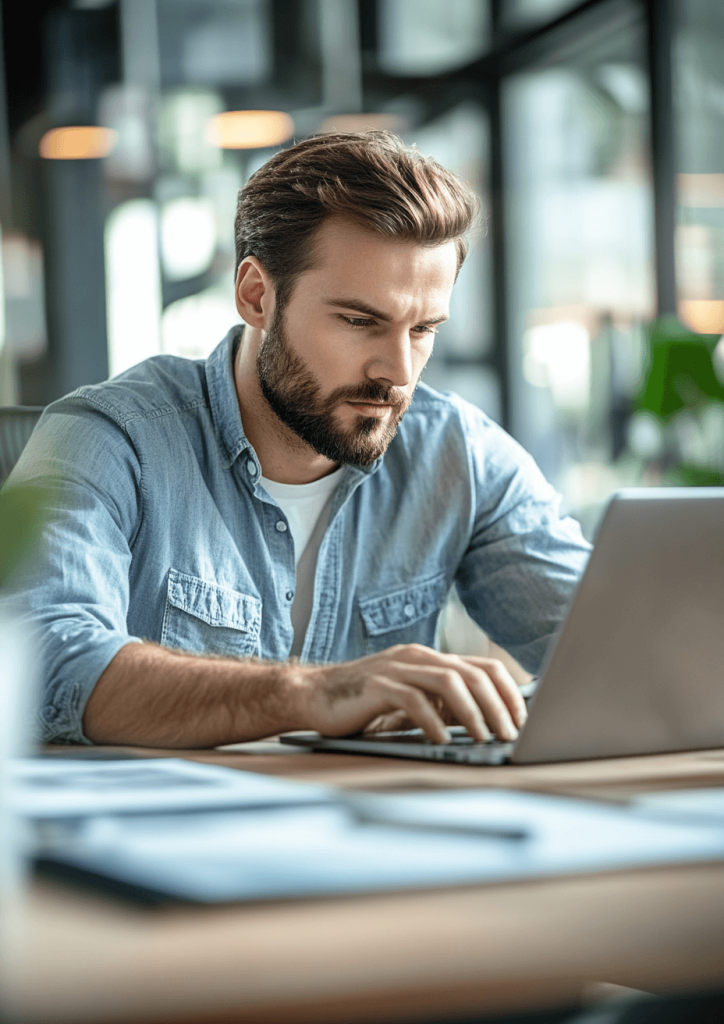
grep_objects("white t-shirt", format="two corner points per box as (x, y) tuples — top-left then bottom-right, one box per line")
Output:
(261, 466), (345, 656)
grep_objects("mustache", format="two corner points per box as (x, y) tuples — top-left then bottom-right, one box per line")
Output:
(326, 381), (408, 408)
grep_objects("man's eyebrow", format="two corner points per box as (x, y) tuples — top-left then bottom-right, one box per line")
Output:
(324, 297), (449, 326)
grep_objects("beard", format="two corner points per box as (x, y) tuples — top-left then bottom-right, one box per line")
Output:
(256, 306), (413, 466)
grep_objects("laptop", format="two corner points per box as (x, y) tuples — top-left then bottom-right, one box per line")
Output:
(281, 488), (724, 765)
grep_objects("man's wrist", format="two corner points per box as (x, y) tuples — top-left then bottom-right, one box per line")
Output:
(243, 656), (319, 737)
(282, 658), (335, 734)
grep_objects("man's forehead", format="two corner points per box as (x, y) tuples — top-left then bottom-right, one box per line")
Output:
(311, 215), (457, 262)
(302, 217), (458, 304)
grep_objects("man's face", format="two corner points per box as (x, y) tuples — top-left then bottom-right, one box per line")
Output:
(256, 217), (458, 466)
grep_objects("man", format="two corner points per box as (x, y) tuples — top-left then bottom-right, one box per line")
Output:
(11, 131), (589, 748)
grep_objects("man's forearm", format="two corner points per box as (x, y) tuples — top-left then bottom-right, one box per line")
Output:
(82, 641), (527, 748)
(82, 642), (306, 747)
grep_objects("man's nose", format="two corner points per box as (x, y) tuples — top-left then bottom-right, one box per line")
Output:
(366, 330), (413, 388)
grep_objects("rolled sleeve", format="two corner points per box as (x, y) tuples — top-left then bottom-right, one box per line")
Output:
(7, 398), (144, 744)
(455, 407), (591, 674)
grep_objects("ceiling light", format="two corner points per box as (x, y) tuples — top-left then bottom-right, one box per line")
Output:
(319, 113), (404, 134)
(39, 126), (118, 160)
(678, 174), (724, 208)
(678, 299), (724, 335)
(206, 111), (294, 150)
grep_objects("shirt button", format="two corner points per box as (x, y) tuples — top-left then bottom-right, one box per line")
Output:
(275, 520), (287, 532)
(246, 460), (257, 476)
(403, 603), (415, 618)
(286, 590), (294, 601)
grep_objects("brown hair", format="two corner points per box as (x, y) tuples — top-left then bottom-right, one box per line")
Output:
(234, 130), (480, 307)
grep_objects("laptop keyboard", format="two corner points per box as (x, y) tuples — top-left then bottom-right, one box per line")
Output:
(362, 726), (506, 748)
(280, 727), (516, 763)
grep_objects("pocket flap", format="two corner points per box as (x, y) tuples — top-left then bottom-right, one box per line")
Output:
(359, 573), (448, 636)
(167, 569), (261, 633)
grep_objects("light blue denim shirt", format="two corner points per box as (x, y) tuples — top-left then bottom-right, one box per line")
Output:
(9, 327), (590, 744)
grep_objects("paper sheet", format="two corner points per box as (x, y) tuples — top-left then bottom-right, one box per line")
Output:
(636, 787), (724, 826)
(11, 758), (331, 818)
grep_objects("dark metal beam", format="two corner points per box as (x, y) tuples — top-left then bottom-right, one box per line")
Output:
(40, 8), (112, 400)
(0, 0), (13, 228)
(363, 0), (637, 102)
(646, 0), (677, 315)
(43, 159), (109, 400)
(487, 78), (510, 431)
(486, 0), (637, 75)
(490, 0), (505, 40)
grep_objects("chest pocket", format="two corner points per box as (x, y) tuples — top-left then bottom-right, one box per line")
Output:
(359, 572), (448, 654)
(161, 569), (262, 658)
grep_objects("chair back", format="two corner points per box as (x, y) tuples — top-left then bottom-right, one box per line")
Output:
(0, 407), (44, 487)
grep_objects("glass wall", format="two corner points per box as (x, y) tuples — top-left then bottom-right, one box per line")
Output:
(504, 9), (655, 534)
(379, 0), (490, 75)
(409, 103), (498, 420)
(675, 0), (724, 337)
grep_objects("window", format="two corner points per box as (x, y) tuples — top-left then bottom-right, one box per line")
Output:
(503, 10), (655, 530)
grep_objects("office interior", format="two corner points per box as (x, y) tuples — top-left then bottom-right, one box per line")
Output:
(2, 0), (723, 535)
(2, 6), (724, 1024)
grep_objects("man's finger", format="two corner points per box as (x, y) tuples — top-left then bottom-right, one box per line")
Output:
(463, 656), (528, 728)
(455, 664), (518, 741)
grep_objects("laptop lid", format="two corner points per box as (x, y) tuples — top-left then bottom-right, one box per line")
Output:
(512, 487), (724, 763)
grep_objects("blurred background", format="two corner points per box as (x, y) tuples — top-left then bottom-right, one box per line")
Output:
(1, 0), (723, 536)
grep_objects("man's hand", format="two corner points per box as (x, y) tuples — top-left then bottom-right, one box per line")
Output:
(299, 644), (527, 743)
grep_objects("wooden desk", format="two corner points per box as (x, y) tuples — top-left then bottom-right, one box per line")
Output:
(7, 743), (724, 1024)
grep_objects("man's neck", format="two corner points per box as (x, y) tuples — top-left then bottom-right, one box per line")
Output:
(234, 326), (339, 485)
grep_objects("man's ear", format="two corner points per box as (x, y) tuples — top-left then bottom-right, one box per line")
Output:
(235, 256), (275, 328)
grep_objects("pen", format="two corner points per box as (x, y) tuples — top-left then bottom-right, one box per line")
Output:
(352, 812), (529, 842)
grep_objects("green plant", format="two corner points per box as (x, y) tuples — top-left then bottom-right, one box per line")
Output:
(0, 486), (46, 588)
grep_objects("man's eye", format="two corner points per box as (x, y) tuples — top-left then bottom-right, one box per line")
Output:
(413, 325), (437, 336)
(341, 316), (375, 328)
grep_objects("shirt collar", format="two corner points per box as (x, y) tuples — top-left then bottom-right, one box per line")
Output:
(206, 325), (251, 469)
